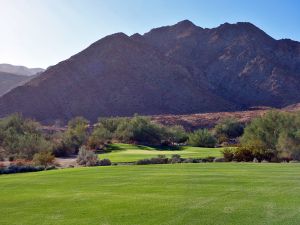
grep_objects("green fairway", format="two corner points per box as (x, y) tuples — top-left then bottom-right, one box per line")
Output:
(98, 143), (223, 162)
(1, 164), (300, 225)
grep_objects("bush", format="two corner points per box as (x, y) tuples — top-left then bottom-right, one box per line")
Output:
(214, 118), (244, 143)
(136, 158), (152, 165)
(77, 146), (99, 166)
(136, 156), (168, 165)
(233, 147), (254, 162)
(33, 151), (55, 168)
(188, 129), (217, 147)
(62, 117), (89, 155)
(164, 125), (188, 144)
(222, 148), (235, 162)
(87, 124), (113, 150)
(99, 158), (112, 166)
(115, 116), (164, 145)
(0, 165), (44, 175)
(0, 114), (53, 160)
(169, 154), (182, 164)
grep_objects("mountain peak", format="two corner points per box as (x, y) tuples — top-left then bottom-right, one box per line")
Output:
(0, 20), (299, 123)
(174, 19), (197, 28)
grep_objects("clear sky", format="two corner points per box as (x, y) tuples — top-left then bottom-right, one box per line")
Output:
(0, 0), (299, 68)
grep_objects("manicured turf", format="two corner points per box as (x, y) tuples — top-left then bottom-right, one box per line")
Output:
(98, 143), (223, 162)
(1, 163), (300, 225)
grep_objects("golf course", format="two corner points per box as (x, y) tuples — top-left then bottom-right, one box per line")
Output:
(100, 143), (223, 163)
(1, 163), (300, 225)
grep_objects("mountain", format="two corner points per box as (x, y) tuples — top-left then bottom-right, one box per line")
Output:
(0, 71), (32, 96)
(0, 64), (44, 76)
(0, 20), (299, 123)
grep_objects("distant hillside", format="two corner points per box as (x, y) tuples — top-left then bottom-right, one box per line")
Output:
(0, 20), (299, 123)
(0, 72), (32, 96)
(0, 64), (44, 76)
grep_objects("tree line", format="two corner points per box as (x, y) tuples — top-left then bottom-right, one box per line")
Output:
(0, 110), (300, 167)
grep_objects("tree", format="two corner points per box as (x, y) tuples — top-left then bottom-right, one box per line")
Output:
(188, 129), (217, 147)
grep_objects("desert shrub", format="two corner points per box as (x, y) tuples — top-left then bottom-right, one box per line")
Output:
(164, 125), (188, 144)
(0, 114), (53, 159)
(33, 151), (55, 168)
(136, 158), (152, 165)
(87, 124), (113, 150)
(201, 156), (216, 162)
(136, 155), (168, 165)
(169, 154), (182, 164)
(99, 158), (112, 166)
(188, 129), (217, 147)
(77, 146), (99, 166)
(214, 118), (244, 143)
(62, 117), (89, 154)
(0, 165), (44, 175)
(222, 148), (235, 162)
(233, 147), (254, 162)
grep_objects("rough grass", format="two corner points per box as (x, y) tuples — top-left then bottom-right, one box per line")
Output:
(1, 163), (300, 225)
(99, 143), (223, 162)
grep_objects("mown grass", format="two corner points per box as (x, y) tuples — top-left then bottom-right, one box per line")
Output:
(98, 143), (223, 162)
(1, 163), (300, 225)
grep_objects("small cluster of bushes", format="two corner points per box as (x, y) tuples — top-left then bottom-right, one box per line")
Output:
(136, 154), (216, 165)
(88, 116), (189, 150)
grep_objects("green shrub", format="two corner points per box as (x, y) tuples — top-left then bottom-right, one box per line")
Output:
(214, 118), (244, 143)
(0, 114), (53, 160)
(188, 129), (217, 147)
(33, 151), (55, 168)
(87, 124), (113, 150)
(164, 125), (188, 144)
(115, 115), (164, 145)
(222, 148), (235, 162)
(62, 117), (89, 154)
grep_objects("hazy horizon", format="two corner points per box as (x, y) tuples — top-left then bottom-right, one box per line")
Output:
(0, 0), (299, 68)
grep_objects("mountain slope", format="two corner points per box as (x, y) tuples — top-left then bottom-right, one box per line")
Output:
(0, 20), (299, 123)
(0, 64), (44, 76)
(0, 72), (32, 96)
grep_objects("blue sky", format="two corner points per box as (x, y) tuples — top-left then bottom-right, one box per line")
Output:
(0, 0), (299, 68)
